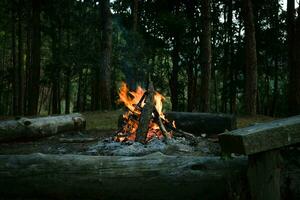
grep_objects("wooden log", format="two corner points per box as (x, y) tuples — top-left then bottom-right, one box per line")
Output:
(219, 115), (300, 155)
(136, 82), (155, 143)
(0, 113), (86, 142)
(0, 153), (248, 200)
(247, 150), (282, 200)
(219, 116), (300, 200)
(165, 112), (236, 135)
(118, 112), (237, 137)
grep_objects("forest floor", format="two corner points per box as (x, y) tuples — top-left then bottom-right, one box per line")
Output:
(0, 110), (275, 155)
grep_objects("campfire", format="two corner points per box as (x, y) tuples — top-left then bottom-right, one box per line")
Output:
(115, 81), (174, 143)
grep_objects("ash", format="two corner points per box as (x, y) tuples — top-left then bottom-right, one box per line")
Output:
(87, 137), (220, 156)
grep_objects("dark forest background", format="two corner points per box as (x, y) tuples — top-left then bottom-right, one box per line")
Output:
(0, 0), (299, 117)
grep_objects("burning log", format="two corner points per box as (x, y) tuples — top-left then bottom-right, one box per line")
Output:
(155, 110), (171, 141)
(115, 82), (184, 144)
(118, 111), (236, 139)
(136, 82), (155, 143)
(165, 112), (237, 136)
(0, 113), (86, 142)
(0, 153), (248, 200)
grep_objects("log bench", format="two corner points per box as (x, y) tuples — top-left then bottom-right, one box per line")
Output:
(0, 113), (86, 142)
(0, 153), (248, 200)
(219, 115), (300, 200)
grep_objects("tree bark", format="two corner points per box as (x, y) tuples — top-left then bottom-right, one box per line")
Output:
(227, 0), (237, 114)
(51, 24), (62, 115)
(11, 1), (18, 116)
(185, 0), (197, 112)
(289, 7), (300, 115)
(99, 0), (112, 110)
(64, 67), (71, 114)
(64, 0), (71, 114)
(287, 0), (295, 115)
(199, 0), (212, 112)
(132, 0), (138, 32)
(0, 153), (248, 200)
(170, 36), (180, 111)
(24, 1), (31, 114)
(0, 113), (86, 142)
(242, 0), (257, 115)
(271, 56), (279, 116)
(270, 3), (280, 116)
(17, 0), (24, 115)
(76, 68), (84, 112)
(27, 0), (41, 115)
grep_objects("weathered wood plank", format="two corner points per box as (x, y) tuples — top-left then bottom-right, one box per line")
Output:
(0, 153), (247, 200)
(219, 115), (300, 155)
(0, 113), (86, 142)
(247, 150), (282, 200)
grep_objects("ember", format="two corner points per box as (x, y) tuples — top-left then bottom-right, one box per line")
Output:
(115, 81), (174, 143)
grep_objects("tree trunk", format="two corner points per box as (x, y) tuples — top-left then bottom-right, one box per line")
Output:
(64, 67), (71, 114)
(24, 1), (31, 114)
(170, 37), (180, 111)
(185, 0), (197, 112)
(76, 68), (84, 112)
(292, 10), (300, 114)
(199, 0), (212, 112)
(11, 1), (18, 116)
(287, 0), (295, 115)
(271, 56), (279, 116)
(51, 25), (62, 115)
(132, 0), (138, 32)
(64, 1), (71, 114)
(270, 2), (280, 117)
(228, 0), (237, 114)
(17, 0), (24, 115)
(187, 62), (196, 112)
(99, 0), (112, 110)
(0, 113), (86, 142)
(27, 0), (41, 115)
(242, 0), (257, 115)
(91, 66), (100, 110)
(0, 153), (248, 200)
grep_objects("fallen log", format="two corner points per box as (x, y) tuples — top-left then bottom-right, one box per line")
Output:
(0, 113), (86, 142)
(165, 112), (236, 136)
(0, 153), (248, 200)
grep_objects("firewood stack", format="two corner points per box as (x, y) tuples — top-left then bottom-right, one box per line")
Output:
(115, 81), (196, 144)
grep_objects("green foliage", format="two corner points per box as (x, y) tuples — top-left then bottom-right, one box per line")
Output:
(0, 0), (294, 116)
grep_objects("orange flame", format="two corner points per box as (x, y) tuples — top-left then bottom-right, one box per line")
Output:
(115, 82), (169, 142)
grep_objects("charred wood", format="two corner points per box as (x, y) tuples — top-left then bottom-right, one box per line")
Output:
(135, 82), (155, 143)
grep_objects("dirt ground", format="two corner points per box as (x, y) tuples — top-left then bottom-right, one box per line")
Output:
(0, 129), (116, 155)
